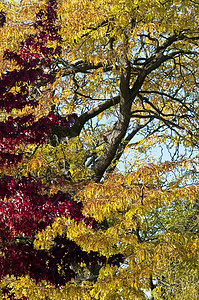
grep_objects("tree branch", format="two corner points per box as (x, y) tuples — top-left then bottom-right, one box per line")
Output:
(54, 31), (199, 181)
(107, 119), (152, 173)
(60, 95), (120, 138)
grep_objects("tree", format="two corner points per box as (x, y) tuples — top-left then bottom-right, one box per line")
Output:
(0, 0), (198, 299)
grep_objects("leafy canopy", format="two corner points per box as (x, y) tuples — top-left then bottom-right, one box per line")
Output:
(0, 0), (199, 299)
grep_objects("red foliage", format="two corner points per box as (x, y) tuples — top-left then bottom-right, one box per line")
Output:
(0, 0), (77, 167)
(0, 176), (96, 239)
(0, 0), (124, 295)
(0, 237), (123, 288)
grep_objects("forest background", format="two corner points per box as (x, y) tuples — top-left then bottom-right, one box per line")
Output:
(0, 0), (198, 299)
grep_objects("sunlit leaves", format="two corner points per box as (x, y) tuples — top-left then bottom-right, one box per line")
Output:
(0, 0), (199, 299)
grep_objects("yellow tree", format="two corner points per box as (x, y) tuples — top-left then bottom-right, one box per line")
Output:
(0, 0), (199, 299)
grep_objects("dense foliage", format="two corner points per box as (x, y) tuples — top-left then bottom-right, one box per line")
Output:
(0, 0), (198, 299)
(0, 1), (123, 298)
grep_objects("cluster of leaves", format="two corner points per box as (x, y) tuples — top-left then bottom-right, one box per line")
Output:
(1, 0), (198, 299)
(0, 0), (76, 167)
(1, 236), (123, 288)
(0, 175), (105, 293)
(0, 112), (77, 167)
(0, 176), (97, 239)
(1, 1), (61, 107)
(0, 174), (123, 296)
(0, 0), (124, 298)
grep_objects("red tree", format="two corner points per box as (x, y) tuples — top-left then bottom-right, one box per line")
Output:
(0, 1), (123, 298)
